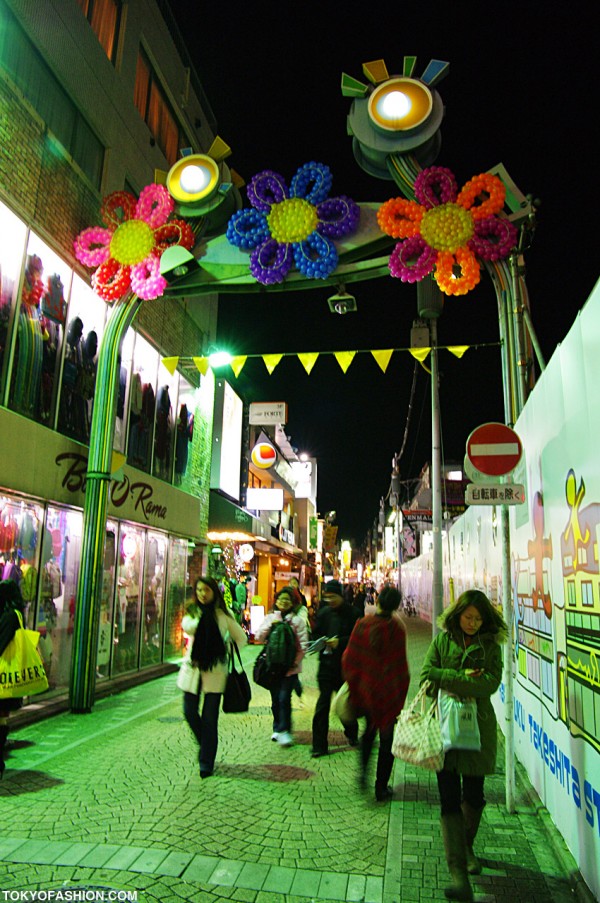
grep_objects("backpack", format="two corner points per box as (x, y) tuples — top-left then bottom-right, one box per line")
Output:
(265, 619), (297, 676)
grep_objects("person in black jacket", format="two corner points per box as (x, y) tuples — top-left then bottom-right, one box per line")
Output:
(311, 580), (359, 757)
(0, 580), (25, 778)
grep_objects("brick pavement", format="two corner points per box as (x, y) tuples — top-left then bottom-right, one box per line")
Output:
(0, 616), (591, 902)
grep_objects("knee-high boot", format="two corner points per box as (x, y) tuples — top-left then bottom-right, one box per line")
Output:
(461, 802), (485, 874)
(440, 813), (474, 902)
(0, 722), (9, 779)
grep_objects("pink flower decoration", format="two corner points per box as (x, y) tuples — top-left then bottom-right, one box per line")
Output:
(74, 184), (194, 302)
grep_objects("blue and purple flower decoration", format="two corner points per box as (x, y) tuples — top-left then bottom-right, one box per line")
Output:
(226, 162), (360, 285)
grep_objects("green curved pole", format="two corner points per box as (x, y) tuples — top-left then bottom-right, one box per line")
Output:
(69, 292), (142, 712)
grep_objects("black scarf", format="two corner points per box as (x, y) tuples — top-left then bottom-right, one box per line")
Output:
(190, 603), (227, 671)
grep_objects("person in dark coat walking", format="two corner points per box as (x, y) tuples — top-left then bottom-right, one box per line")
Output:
(0, 580), (25, 778)
(420, 589), (508, 902)
(311, 580), (359, 757)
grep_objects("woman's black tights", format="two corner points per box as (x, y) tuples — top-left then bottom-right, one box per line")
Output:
(436, 769), (485, 816)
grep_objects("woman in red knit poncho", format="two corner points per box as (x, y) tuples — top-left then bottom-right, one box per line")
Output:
(342, 585), (410, 801)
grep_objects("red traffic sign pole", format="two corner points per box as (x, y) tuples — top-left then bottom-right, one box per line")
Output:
(466, 422), (523, 477)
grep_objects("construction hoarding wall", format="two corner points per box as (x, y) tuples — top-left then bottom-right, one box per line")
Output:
(402, 277), (600, 899)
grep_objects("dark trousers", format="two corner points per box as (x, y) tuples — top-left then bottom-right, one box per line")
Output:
(270, 674), (296, 733)
(312, 675), (358, 752)
(436, 769), (486, 816)
(361, 720), (395, 789)
(183, 691), (221, 773)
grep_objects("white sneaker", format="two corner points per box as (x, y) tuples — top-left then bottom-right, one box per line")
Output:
(277, 731), (293, 747)
(271, 732), (279, 741)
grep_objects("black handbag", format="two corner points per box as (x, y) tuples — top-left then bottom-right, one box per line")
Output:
(252, 647), (278, 690)
(222, 641), (252, 713)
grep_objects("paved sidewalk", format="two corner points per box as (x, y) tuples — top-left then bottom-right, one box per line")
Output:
(0, 617), (589, 902)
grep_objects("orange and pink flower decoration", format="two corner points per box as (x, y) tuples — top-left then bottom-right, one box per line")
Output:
(74, 184), (195, 301)
(377, 166), (518, 296)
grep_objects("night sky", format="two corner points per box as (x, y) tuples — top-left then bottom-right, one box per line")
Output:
(171, 1), (598, 544)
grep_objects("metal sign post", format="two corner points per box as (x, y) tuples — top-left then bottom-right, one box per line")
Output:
(464, 422), (524, 814)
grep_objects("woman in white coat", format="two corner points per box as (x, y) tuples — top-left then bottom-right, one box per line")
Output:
(179, 576), (247, 778)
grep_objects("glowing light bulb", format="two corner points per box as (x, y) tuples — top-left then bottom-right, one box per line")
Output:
(379, 90), (411, 120)
(179, 164), (211, 194)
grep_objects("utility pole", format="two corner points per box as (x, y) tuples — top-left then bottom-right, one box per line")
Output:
(416, 278), (444, 635)
(391, 455), (402, 598)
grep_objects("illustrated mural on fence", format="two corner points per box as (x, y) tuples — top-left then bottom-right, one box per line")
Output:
(400, 280), (600, 898)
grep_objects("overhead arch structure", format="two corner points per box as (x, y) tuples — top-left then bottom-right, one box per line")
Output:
(70, 56), (540, 712)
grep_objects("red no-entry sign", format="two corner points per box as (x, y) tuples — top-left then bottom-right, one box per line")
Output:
(466, 422), (523, 477)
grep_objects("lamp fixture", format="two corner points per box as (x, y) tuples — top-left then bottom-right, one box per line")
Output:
(327, 285), (357, 315)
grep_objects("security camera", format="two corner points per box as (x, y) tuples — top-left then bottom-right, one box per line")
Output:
(327, 291), (357, 315)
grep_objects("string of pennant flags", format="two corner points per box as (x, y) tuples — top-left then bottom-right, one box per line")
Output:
(160, 342), (501, 378)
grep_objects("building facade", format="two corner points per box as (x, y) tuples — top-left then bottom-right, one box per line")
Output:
(0, 0), (219, 704)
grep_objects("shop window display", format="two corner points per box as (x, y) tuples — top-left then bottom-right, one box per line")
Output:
(174, 377), (195, 487)
(114, 328), (134, 453)
(163, 536), (189, 660)
(0, 496), (43, 630)
(127, 334), (158, 473)
(140, 532), (166, 665)
(153, 371), (177, 481)
(57, 276), (106, 443)
(38, 506), (83, 690)
(0, 203), (27, 396)
(9, 234), (71, 427)
(113, 524), (144, 674)
(96, 520), (118, 680)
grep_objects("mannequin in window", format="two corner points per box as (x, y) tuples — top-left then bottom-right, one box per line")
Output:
(138, 380), (155, 470)
(59, 316), (88, 440)
(75, 329), (98, 434)
(11, 254), (44, 418)
(154, 385), (172, 478)
(127, 366), (144, 464)
(37, 267), (66, 423)
(175, 403), (193, 484)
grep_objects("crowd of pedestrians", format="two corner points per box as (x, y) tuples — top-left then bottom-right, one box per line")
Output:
(176, 575), (507, 902)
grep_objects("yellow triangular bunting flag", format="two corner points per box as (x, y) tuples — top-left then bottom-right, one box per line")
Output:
(161, 356), (179, 375)
(298, 352), (319, 375)
(334, 351), (357, 374)
(192, 356), (210, 375)
(110, 451), (127, 475)
(371, 349), (394, 373)
(409, 347), (431, 362)
(230, 356), (247, 377)
(447, 345), (469, 359)
(262, 354), (283, 375)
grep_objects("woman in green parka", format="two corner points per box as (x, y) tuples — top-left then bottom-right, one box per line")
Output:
(419, 589), (508, 902)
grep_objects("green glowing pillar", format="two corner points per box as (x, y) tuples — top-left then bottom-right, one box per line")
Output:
(69, 292), (142, 713)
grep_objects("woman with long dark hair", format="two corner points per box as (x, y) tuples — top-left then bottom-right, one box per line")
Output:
(179, 576), (247, 778)
(0, 580), (25, 778)
(420, 589), (508, 902)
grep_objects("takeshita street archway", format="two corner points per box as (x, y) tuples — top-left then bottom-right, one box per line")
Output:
(70, 57), (538, 712)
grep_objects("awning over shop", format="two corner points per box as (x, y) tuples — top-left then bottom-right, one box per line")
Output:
(208, 491), (278, 543)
